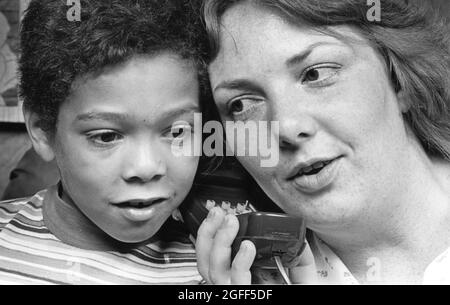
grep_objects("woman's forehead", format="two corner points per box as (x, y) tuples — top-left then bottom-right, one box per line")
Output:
(216, 3), (368, 55)
(212, 19), (368, 73)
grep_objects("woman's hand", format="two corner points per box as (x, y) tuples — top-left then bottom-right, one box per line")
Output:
(196, 207), (256, 284)
(195, 207), (317, 284)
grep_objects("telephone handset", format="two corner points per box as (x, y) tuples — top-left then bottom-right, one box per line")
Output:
(180, 157), (307, 271)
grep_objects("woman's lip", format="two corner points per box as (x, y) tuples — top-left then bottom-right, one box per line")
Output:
(286, 157), (339, 180)
(289, 157), (343, 193)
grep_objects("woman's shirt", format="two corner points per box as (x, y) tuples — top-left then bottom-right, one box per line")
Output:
(309, 232), (450, 284)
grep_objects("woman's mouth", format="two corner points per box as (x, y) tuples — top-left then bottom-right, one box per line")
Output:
(295, 160), (333, 176)
(287, 157), (343, 193)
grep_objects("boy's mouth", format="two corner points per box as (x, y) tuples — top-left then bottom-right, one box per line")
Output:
(112, 197), (170, 223)
(114, 198), (167, 209)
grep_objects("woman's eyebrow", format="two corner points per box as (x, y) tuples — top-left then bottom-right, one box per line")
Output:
(213, 79), (264, 94)
(214, 42), (345, 94)
(285, 41), (344, 68)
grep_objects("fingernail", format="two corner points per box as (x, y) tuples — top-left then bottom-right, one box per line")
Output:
(207, 208), (216, 220)
(240, 241), (248, 253)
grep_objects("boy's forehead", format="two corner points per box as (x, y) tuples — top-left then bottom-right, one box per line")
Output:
(60, 54), (200, 126)
(73, 53), (197, 89)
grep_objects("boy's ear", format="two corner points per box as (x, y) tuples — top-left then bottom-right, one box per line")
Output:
(396, 90), (411, 114)
(23, 107), (56, 162)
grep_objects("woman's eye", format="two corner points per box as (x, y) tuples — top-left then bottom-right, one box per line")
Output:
(228, 98), (261, 115)
(301, 65), (341, 85)
(304, 69), (321, 82)
(230, 100), (244, 113)
(87, 131), (123, 146)
(225, 97), (265, 121)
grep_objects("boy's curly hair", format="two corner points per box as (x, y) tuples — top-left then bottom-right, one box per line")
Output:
(20, 0), (209, 134)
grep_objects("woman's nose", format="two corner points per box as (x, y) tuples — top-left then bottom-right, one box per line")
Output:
(122, 143), (166, 183)
(272, 101), (318, 150)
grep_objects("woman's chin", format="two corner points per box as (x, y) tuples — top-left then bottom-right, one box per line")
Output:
(280, 196), (362, 230)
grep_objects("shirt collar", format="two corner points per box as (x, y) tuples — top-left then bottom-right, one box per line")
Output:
(42, 183), (155, 252)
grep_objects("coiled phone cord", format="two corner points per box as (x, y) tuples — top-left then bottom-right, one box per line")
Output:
(274, 256), (292, 285)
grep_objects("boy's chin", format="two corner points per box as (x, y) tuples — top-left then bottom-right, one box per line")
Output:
(108, 226), (161, 244)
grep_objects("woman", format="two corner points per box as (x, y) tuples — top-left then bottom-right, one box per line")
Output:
(196, 0), (450, 284)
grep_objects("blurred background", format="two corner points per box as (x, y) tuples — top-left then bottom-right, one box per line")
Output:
(0, 0), (449, 198)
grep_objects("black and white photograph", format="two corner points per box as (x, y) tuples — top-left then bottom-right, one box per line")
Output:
(0, 0), (449, 290)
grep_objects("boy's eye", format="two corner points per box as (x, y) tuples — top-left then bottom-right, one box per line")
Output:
(167, 125), (193, 139)
(98, 133), (119, 143)
(87, 131), (123, 146)
(171, 128), (185, 138)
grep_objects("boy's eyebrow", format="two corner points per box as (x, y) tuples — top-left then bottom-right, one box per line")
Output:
(161, 106), (200, 120)
(75, 106), (200, 123)
(76, 112), (130, 122)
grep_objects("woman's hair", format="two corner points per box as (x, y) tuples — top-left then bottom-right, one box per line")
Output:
(20, 0), (210, 134)
(203, 0), (450, 160)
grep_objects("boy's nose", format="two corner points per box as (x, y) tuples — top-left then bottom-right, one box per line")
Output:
(122, 143), (167, 183)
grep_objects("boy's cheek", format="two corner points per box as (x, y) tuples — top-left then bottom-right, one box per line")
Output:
(58, 155), (117, 192)
(168, 156), (199, 184)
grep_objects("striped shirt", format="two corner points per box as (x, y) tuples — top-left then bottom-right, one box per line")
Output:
(0, 187), (202, 285)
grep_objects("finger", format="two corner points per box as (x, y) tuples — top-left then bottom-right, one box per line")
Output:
(196, 207), (226, 283)
(209, 214), (240, 284)
(289, 240), (318, 284)
(231, 240), (256, 285)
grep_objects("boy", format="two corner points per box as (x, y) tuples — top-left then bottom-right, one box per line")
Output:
(0, 0), (208, 284)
